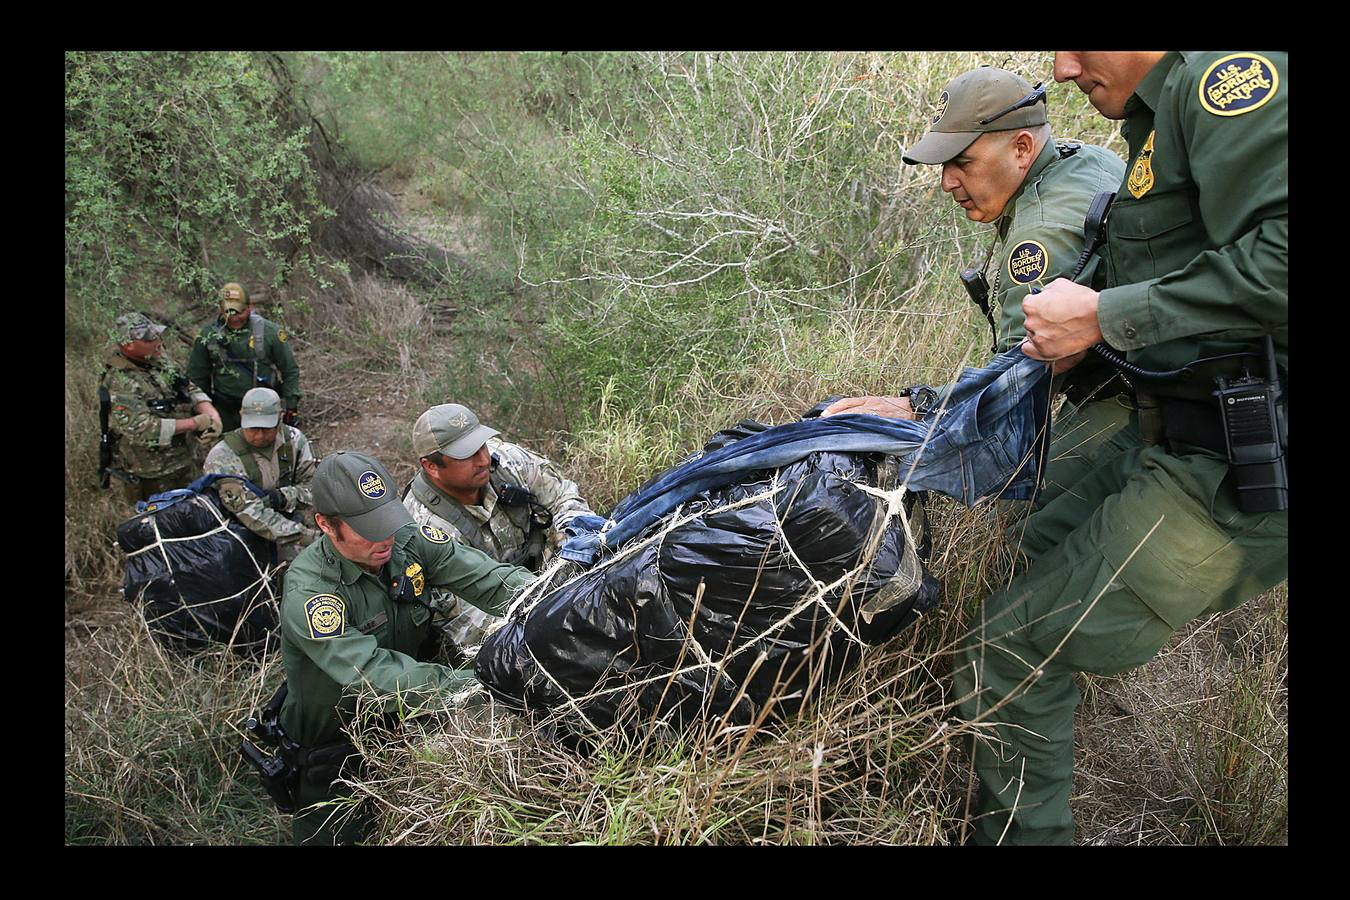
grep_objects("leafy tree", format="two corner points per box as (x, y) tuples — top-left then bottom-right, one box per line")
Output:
(65, 51), (333, 327)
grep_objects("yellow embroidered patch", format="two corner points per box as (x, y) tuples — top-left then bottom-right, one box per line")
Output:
(1007, 240), (1049, 285)
(405, 562), (425, 597)
(1199, 54), (1278, 117)
(248, 336), (255, 350)
(305, 593), (345, 639)
(932, 90), (949, 125)
(1127, 130), (1156, 199)
(278, 330), (288, 342)
(420, 524), (451, 544)
(358, 471), (387, 499)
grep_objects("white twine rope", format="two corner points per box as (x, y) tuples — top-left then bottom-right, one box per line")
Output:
(128, 494), (282, 645)
(500, 465), (917, 721)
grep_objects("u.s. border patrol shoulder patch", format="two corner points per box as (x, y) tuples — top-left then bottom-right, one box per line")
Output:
(420, 524), (451, 543)
(358, 471), (387, 499)
(1007, 241), (1049, 285)
(305, 593), (346, 639)
(1199, 54), (1279, 116)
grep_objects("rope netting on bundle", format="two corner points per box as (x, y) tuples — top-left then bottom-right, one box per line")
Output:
(117, 491), (284, 655)
(475, 450), (942, 735)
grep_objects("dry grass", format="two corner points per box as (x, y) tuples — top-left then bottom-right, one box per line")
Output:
(65, 50), (1286, 845)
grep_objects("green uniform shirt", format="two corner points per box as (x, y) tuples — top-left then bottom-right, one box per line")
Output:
(990, 140), (1126, 351)
(279, 522), (534, 748)
(1096, 51), (1287, 400)
(187, 312), (302, 410)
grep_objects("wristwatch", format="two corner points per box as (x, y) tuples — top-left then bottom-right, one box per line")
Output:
(899, 385), (940, 417)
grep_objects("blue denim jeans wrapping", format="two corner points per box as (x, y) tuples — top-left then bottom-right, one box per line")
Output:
(561, 349), (1052, 565)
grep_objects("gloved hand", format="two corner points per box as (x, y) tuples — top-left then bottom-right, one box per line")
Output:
(264, 488), (289, 511)
(283, 409), (299, 427)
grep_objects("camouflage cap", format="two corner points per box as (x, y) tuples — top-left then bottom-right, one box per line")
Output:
(219, 282), (250, 315)
(412, 403), (499, 460)
(239, 387), (282, 429)
(115, 311), (168, 343)
(311, 451), (413, 542)
(903, 67), (1048, 165)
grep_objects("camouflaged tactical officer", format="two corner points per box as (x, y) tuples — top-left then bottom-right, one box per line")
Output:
(186, 283), (302, 433)
(279, 451), (535, 844)
(203, 387), (319, 561)
(100, 312), (222, 504)
(952, 51), (1288, 846)
(824, 66), (1131, 501)
(400, 404), (595, 660)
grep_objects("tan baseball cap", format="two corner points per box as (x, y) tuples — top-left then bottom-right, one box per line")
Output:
(903, 67), (1048, 165)
(240, 387), (282, 428)
(412, 403), (499, 459)
(219, 282), (250, 315)
(311, 451), (414, 541)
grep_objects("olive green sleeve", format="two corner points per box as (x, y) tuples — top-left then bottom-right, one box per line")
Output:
(1098, 55), (1287, 350)
(269, 328), (302, 410)
(407, 525), (535, 616)
(994, 219), (1103, 352)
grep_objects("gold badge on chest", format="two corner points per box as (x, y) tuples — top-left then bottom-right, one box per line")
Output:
(1127, 130), (1156, 199)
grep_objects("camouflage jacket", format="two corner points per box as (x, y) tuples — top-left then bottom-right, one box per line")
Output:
(100, 348), (210, 479)
(203, 425), (317, 543)
(402, 437), (595, 569)
(186, 312), (302, 409)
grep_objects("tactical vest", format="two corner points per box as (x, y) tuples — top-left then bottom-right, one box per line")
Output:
(209, 313), (276, 390)
(405, 469), (547, 571)
(223, 428), (298, 490)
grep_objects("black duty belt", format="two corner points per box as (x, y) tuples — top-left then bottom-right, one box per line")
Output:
(1160, 396), (1232, 456)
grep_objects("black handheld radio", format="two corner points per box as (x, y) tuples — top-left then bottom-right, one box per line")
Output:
(1215, 336), (1288, 512)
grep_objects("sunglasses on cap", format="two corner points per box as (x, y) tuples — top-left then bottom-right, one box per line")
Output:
(979, 82), (1047, 125)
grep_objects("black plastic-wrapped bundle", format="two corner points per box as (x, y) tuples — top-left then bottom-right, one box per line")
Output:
(116, 491), (281, 655)
(476, 447), (941, 734)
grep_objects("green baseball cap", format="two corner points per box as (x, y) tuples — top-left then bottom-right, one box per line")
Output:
(219, 282), (250, 315)
(311, 451), (413, 541)
(239, 387), (282, 428)
(903, 67), (1048, 165)
(412, 403), (499, 459)
(115, 311), (168, 343)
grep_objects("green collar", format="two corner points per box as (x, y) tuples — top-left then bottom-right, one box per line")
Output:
(1003, 138), (1060, 215)
(319, 534), (386, 587)
(1125, 51), (1179, 117)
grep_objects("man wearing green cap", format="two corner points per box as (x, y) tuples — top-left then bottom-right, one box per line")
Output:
(203, 387), (319, 562)
(279, 449), (536, 844)
(402, 403), (597, 660)
(99, 311), (223, 504)
(824, 66), (1129, 503)
(952, 51), (1287, 844)
(187, 282), (302, 434)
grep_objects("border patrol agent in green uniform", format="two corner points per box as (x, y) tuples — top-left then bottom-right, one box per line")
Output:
(953, 51), (1288, 845)
(203, 387), (320, 562)
(279, 450), (535, 844)
(99, 312), (222, 504)
(186, 282), (302, 434)
(402, 403), (597, 660)
(822, 67), (1130, 501)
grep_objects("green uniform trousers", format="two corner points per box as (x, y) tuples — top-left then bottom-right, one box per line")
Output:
(955, 418), (1287, 844)
(292, 745), (370, 846)
(1035, 397), (1132, 512)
